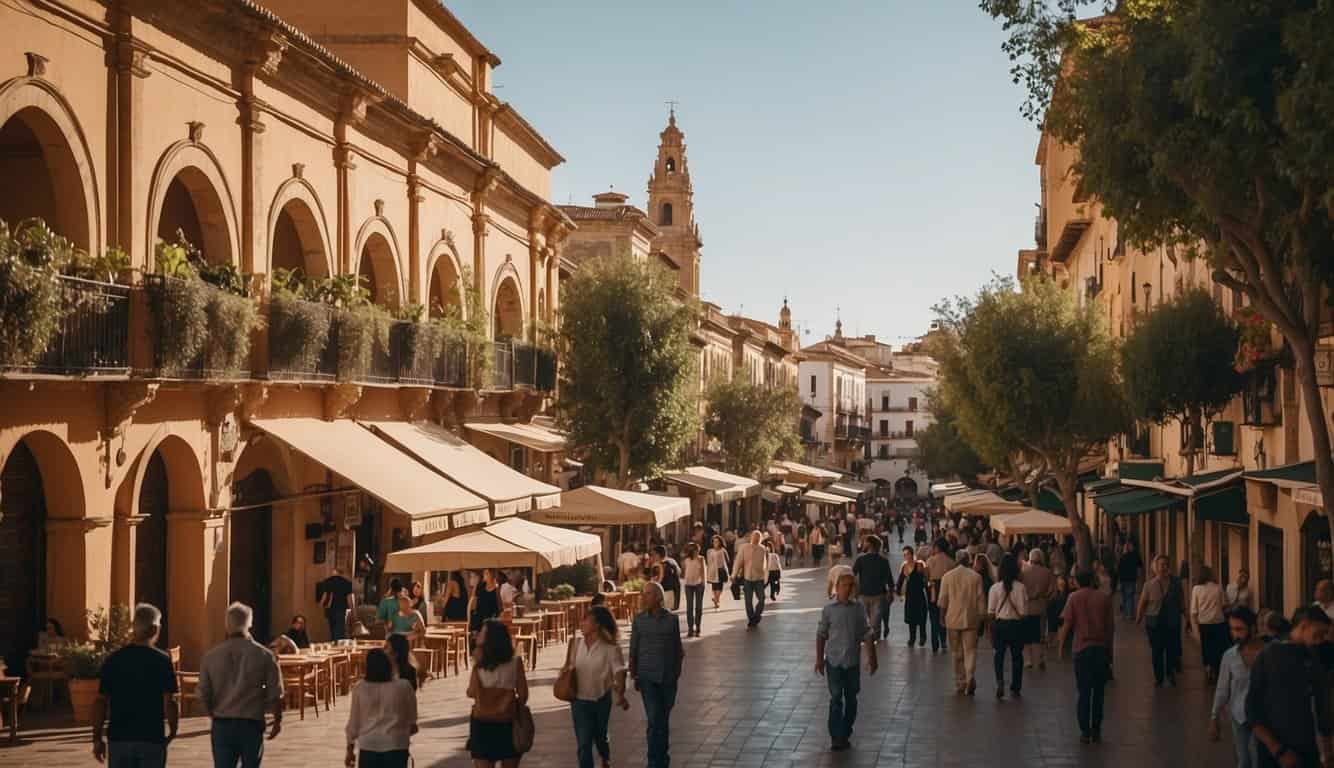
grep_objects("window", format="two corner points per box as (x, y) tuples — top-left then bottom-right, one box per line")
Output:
(905, 420), (914, 437)
(908, 396), (918, 411)
(878, 445), (889, 460)
(1131, 272), (1137, 303)
(660, 202), (673, 226)
(879, 419), (888, 438)
(881, 395), (889, 411)
(666, 156), (676, 173)
(810, 374), (816, 396)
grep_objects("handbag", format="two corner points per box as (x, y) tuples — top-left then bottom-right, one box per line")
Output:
(553, 638), (578, 702)
(512, 702), (535, 753)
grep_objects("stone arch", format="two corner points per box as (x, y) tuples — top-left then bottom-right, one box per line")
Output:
(128, 432), (207, 515)
(490, 262), (525, 340)
(228, 435), (293, 643)
(353, 217), (403, 309)
(425, 238), (465, 319)
(146, 140), (240, 268)
(267, 177), (333, 280)
(0, 76), (100, 252)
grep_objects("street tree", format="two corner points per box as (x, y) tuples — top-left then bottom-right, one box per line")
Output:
(982, 0), (1334, 574)
(933, 276), (1131, 568)
(911, 396), (987, 485)
(705, 377), (802, 478)
(555, 253), (698, 487)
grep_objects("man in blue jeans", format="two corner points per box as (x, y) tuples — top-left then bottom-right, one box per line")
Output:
(1117, 541), (1142, 619)
(198, 603), (283, 768)
(816, 572), (878, 752)
(733, 530), (770, 628)
(630, 582), (685, 768)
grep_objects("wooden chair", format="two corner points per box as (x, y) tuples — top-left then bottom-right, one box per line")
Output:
(167, 646), (181, 671)
(279, 660), (320, 720)
(508, 623), (539, 671)
(25, 655), (66, 710)
(0, 681), (30, 743)
(176, 671), (200, 717)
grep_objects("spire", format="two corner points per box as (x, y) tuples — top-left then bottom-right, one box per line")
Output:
(779, 296), (792, 331)
(834, 307), (843, 340)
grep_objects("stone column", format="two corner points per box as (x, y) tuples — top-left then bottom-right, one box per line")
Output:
(46, 517), (112, 636)
(109, 13), (152, 267)
(110, 514), (148, 607)
(167, 510), (228, 667)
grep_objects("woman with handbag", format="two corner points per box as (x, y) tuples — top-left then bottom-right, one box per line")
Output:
(557, 606), (628, 768)
(466, 618), (530, 767)
(987, 553), (1029, 699)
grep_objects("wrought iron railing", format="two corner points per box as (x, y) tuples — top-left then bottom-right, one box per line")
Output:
(514, 343), (557, 390)
(5, 276), (132, 376)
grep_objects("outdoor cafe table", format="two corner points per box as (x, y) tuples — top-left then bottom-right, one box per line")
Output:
(277, 656), (331, 716)
(526, 609), (566, 645)
(423, 628), (467, 677)
(0, 676), (19, 744)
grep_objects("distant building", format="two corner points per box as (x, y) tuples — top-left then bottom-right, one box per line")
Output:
(799, 320), (869, 474)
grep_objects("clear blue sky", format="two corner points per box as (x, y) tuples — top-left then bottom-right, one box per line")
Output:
(450, 1), (1039, 346)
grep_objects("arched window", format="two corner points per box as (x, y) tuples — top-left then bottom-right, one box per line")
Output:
(665, 156), (676, 173)
(660, 202), (673, 226)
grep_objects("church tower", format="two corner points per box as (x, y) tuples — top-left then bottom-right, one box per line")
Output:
(647, 107), (702, 297)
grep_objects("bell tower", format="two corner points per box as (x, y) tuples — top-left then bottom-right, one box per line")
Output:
(647, 106), (702, 297)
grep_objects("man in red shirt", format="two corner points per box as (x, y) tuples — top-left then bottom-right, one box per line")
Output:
(1058, 569), (1115, 745)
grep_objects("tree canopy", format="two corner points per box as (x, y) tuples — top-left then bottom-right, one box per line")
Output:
(555, 253), (698, 487)
(705, 377), (802, 478)
(911, 395), (987, 484)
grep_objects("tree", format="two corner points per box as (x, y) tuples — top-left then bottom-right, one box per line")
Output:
(705, 378), (802, 478)
(933, 276), (1131, 569)
(555, 254), (698, 487)
(911, 396), (987, 483)
(982, 0), (1334, 576)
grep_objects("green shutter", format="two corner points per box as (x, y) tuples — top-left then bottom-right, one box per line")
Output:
(1211, 421), (1235, 456)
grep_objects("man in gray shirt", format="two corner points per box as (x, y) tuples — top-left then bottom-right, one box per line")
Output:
(816, 572), (878, 752)
(198, 602), (283, 767)
(630, 582), (684, 768)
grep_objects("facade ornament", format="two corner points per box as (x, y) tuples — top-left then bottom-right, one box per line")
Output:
(291, 162), (304, 179)
(323, 382), (363, 421)
(411, 131), (442, 162)
(441, 229), (456, 249)
(188, 121), (205, 143)
(206, 384), (243, 427)
(473, 167), (502, 199)
(25, 52), (48, 77)
(471, 213), (490, 238)
(240, 382), (270, 422)
(374, 198), (385, 217)
(113, 38), (152, 78)
(338, 86), (380, 126)
(248, 31), (288, 78)
(104, 381), (159, 440)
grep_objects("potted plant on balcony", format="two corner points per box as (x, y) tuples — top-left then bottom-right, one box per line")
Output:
(198, 260), (258, 377)
(150, 233), (259, 377)
(1234, 306), (1276, 373)
(58, 604), (132, 723)
(268, 267), (332, 374)
(0, 218), (75, 366)
(395, 302), (443, 378)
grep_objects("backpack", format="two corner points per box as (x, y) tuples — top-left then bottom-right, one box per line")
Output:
(661, 560), (681, 590)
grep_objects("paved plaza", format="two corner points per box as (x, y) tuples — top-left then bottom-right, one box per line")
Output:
(9, 552), (1235, 767)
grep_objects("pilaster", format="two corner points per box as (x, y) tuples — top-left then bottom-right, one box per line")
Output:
(109, 11), (152, 267)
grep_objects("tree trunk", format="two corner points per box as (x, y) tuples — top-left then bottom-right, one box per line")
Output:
(1292, 340), (1334, 580)
(1057, 473), (1093, 572)
(1186, 407), (1203, 589)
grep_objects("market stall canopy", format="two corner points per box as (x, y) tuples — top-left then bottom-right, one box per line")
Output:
(930, 482), (971, 497)
(990, 509), (1073, 536)
(384, 518), (602, 573)
(365, 420), (561, 519)
(943, 489), (994, 511)
(662, 470), (738, 502)
(532, 486), (690, 529)
(683, 466), (760, 497)
(827, 483), (866, 499)
(775, 484), (802, 495)
(250, 418), (488, 536)
(464, 420), (567, 453)
(775, 460), (841, 484)
(947, 491), (1027, 516)
(803, 489), (851, 505)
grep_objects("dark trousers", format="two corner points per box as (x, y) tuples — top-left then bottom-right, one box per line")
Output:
(1200, 621), (1229, 674)
(1146, 621), (1181, 684)
(210, 718), (264, 768)
(877, 598), (892, 640)
(571, 693), (612, 768)
(325, 608), (346, 641)
(108, 741), (167, 768)
(357, 750), (409, 768)
(908, 620), (927, 646)
(639, 680), (677, 768)
(1120, 581), (1137, 618)
(825, 662), (860, 743)
(1074, 645), (1109, 735)
(1256, 745), (1320, 768)
(768, 570), (781, 600)
(993, 619), (1025, 692)
(684, 584), (704, 633)
(743, 579), (766, 625)
(927, 602), (947, 651)
(812, 545), (826, 566)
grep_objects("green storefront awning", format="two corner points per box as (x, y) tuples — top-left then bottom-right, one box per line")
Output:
(1180, 469), (1240, 487)
(999, 487), (1024, 503)
(1245, 461), (1316, 484)
(1096, 488), (1180, 516)
(1084, 477), (1120, 493)
(1119, 461), (1165, 481)
(1194, 486), (1247, 526)
(1035, 488), (1065, 513)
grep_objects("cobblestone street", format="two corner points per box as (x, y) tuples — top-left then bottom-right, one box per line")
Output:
(9, 549), (1235, 767)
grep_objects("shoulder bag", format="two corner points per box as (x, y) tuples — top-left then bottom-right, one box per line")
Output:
(469, 663), (518, 723)
(553, 638), (578, 702)
(513, 699), (535, 753)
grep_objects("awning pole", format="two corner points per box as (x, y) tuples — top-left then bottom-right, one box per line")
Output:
(214, 486), (363, 514)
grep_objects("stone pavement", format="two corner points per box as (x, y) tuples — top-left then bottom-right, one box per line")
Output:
(7, 548), (1237, 767)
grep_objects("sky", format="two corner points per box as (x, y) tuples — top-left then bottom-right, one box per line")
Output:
(450, 1), (1040, 347)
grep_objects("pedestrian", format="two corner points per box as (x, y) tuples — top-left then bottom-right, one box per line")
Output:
(470, 569), (502, 641)
(384, 633), (421, 691)
(629, 582), (684, 768)
(317, 567), (356, 641)
(198, 602), (283, 768)
(796, 520), (808, 564)
(1117, 542), (1143, 619)
(563, 605), (629, 768)
(344, 648), (417, 768)
(706, 535), (730, 609)
(898, 551), (929, 647)
(815, 572), (878, 752)
(1192, 566), (1229, 684)
(443, 572), (468, 622)
(733, 530), (770, 628)
(681, 541), (706, 637)
(974, 552), (995, 595)
(810, 521), (826, 566)
(1021, 548), (1054, 672)
(1137, 554), (1188, 687)
(1258, 610), (1290, 644)
(409, 580), (429, 620)
(618, 546), (640, 582)
(389, 595), (425, 640)
(1093, 559), (1113, 595)
(377, 577), (405, 635)
(988, 553), (1029, 699)
(652, 545), (682, 612)
(1225, 569), (1257, 613)
(91, 603), (178, 767)
(1057, 570), (1115, 745)
(466, 618), (528, 767)
(852, 535), (893, 641)
(925, 539), (954, 654)
(937, 549), (985, 696)
(1246, 606), (1333, 768)
(1210, 607), (1261, 768)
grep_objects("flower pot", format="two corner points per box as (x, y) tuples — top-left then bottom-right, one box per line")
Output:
(68, 677), (99, 723)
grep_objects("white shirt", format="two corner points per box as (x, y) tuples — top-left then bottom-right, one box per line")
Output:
(1225, 583), (1255, 611)
(571, 637), (626, 701)
(499, 583), (518, 607)
(345, 679), (416, 752)
(987, 581), (1029, 620)
(1191, 582), (1226, 624)
(733, 541), (769, 582)
(682, 556), (706, 586)
(475, 656), (522, 689)
(706, 548), (730, 582)
(856, 518), (874, 531)
(767, 552), (782, 574)
(1319, 601), (1334, 622)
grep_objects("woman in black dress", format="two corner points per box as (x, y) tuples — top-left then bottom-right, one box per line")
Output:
(466, 618), (528, 767)
(470, 569), (502, 640)
(444, 572), (468, 621)
(897, 547), (928, 647)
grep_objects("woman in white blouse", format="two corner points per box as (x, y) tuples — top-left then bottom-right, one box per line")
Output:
(706, 535), (731, 609)
(345, 648), (417, 768)
(682, 542), (707, 637)
(987, 553), (1029, 700)
(564, 605), (628, 768)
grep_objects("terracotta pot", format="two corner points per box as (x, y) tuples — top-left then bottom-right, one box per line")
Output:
(68, 677), (99, 723)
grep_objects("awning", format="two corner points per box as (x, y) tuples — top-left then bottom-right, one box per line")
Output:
(1119, 461), (1165, 481)
(1084, 478), (1122, 494)
(384, 518), (602, 574)
(1194, 485), (1248, 526)
(1246, 461), (1316, 488)
(945, 489), (995, 510)
(1034, 488), (1066, 513)
(775, 484), (802, 495)
(1095, 488), (1180, 517)
(465, 421), (567, 453)
(663, 470), (739, 502)
(775, 460), (842, 484)
(366, 420), (560, 518)
(532, 486), (691, 529)
(948, 491), (1027, 516)
(684, 466), (761, 498)
(930, 482), (971, 497)
(803, 489), (851, 505)
(250, 418), (488, 536)
(761, 489), (784, 503)
(1180, 469), (1244, 488)
(828, 483), (868, 499)
(991, 509), (1073, 536)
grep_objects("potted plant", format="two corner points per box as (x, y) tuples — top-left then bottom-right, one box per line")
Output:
(620, 578), (644, 594)
(58, 605), (132, 723)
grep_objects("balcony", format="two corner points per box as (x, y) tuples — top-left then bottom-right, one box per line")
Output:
(835, 423), (870, 443)
(1, 276), (131, 377)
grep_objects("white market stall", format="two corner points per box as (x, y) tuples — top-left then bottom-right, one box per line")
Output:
(989, 509), (1074, 537)
(385, 517), (603, 574)
(532, 485), (693, 570)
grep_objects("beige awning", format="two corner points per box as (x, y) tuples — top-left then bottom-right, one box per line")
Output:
(532, 486), (691, 528)
(990, 509), (1073, 536)
(803, 489), (851, 505)
(383, 518), (602, 573)
(465, 421), (567, 453)
(947, 491), (1027, 516)
(366, 420), (560, 519)
(761, 489), (783, 503)
(250, 418), (488, 536)
(683, 466), (760, 498)
(776, 460), (842, 484)
(943, 489), (994, 511)
(775, 484), (802, 495)
(828, 482), (868, 499)
(663, 470), (738, 502)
